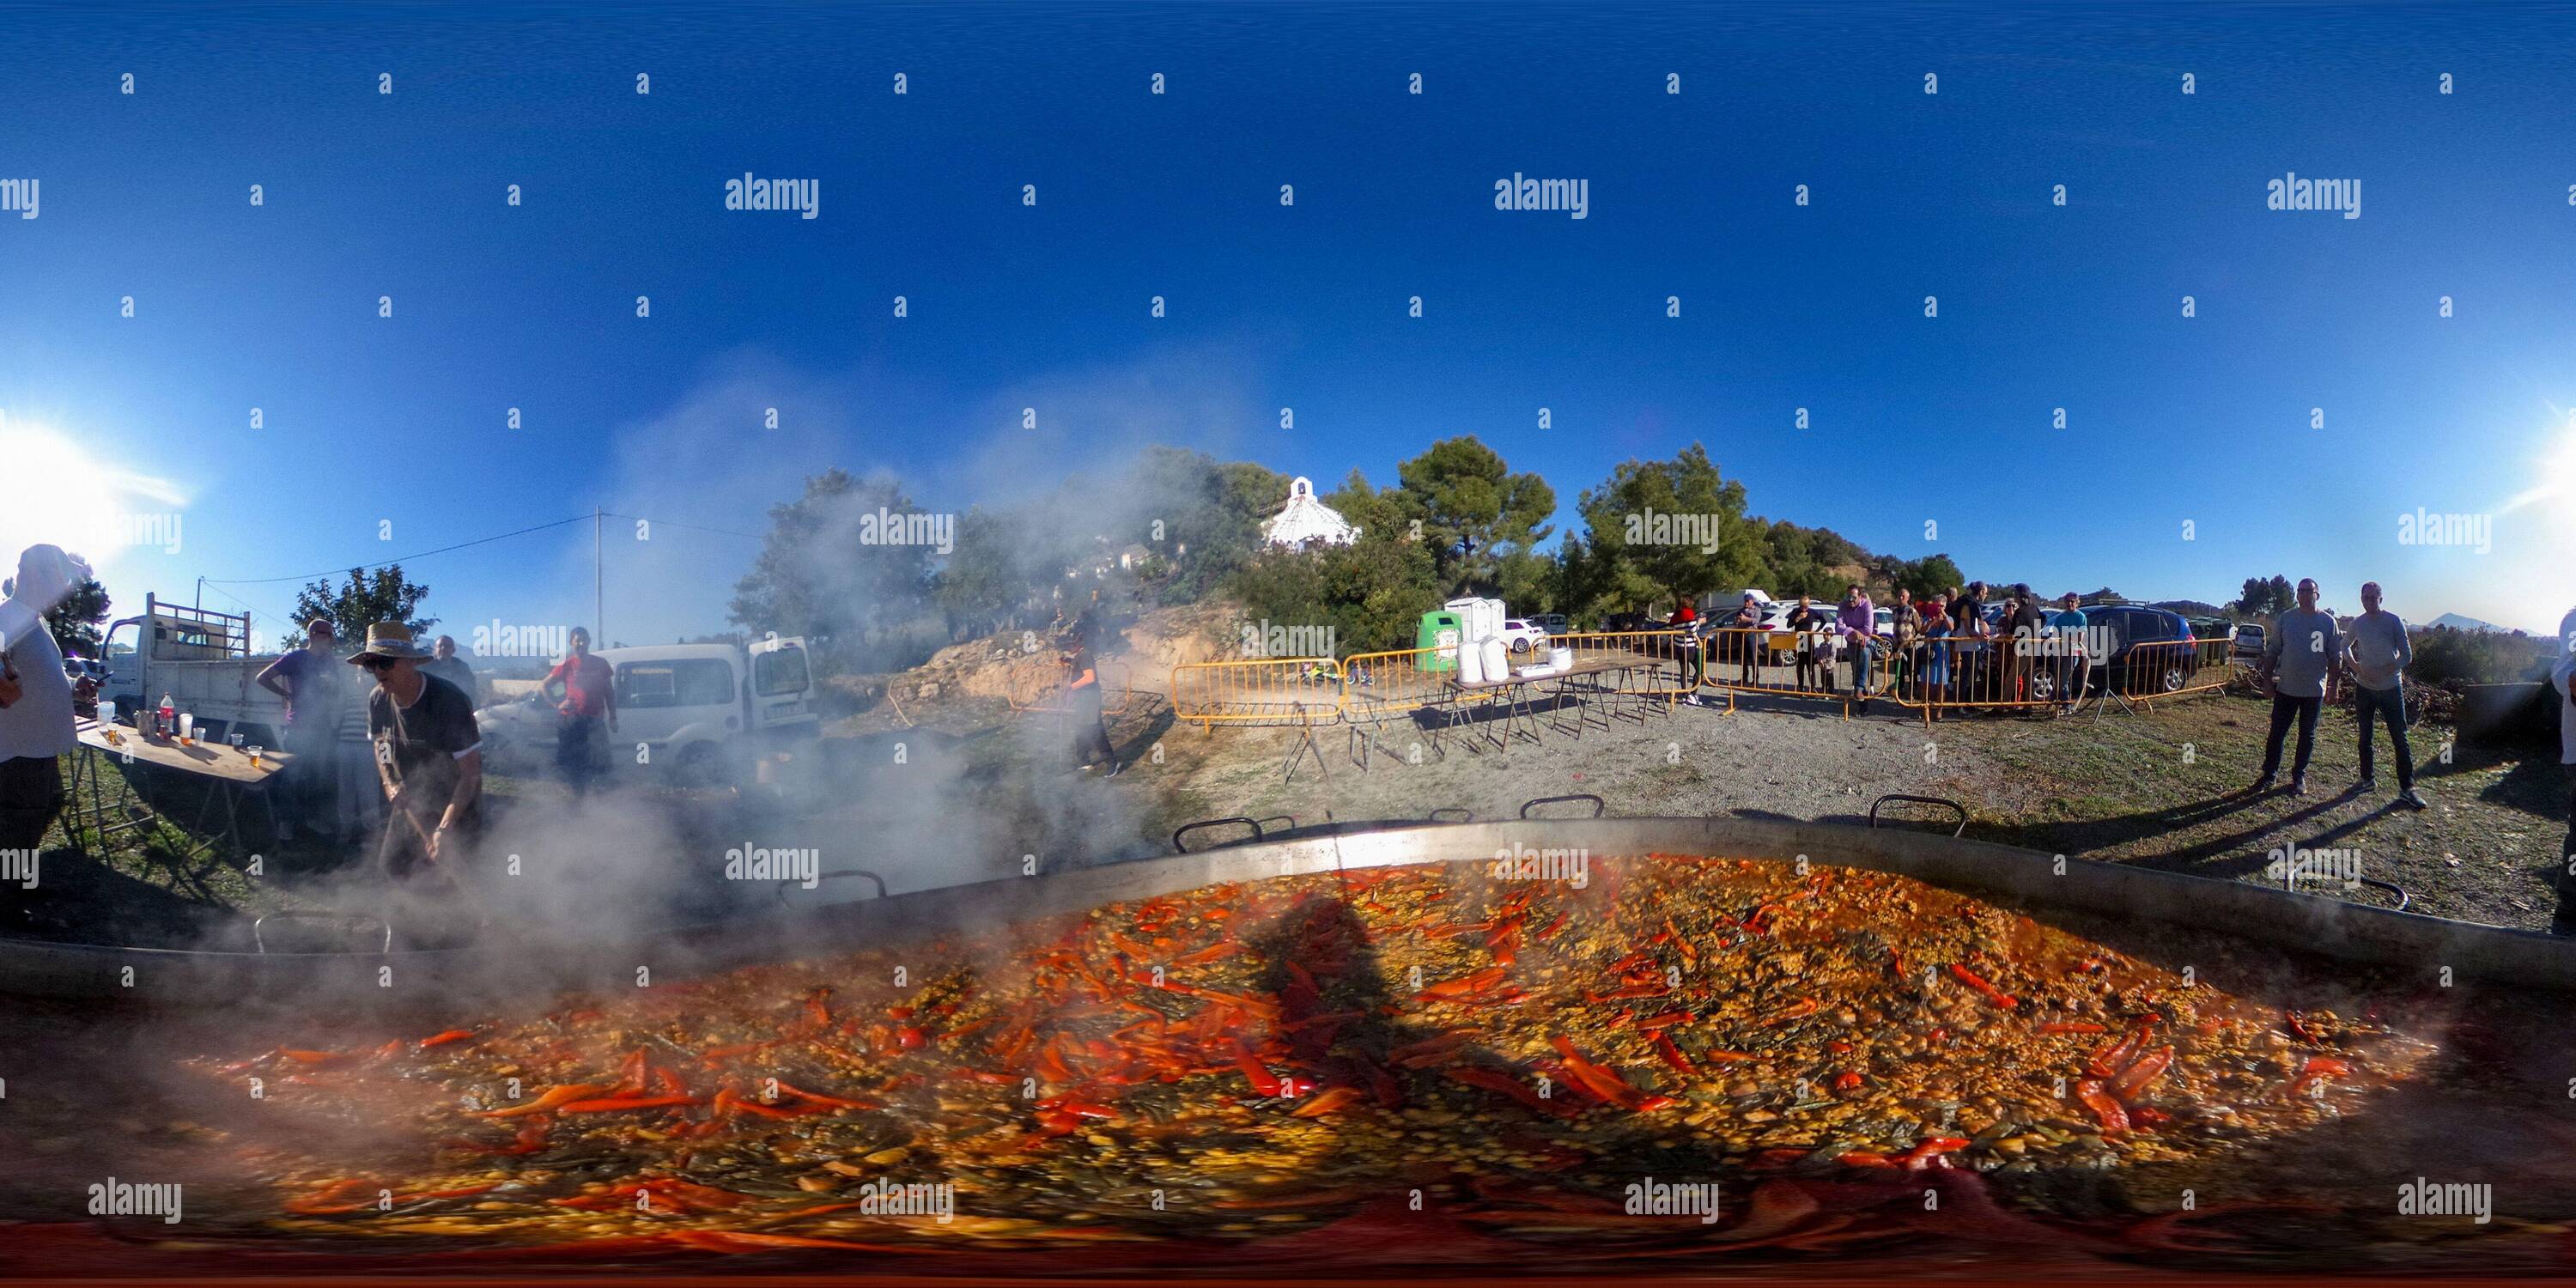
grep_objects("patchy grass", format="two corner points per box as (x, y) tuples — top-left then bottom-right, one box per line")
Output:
(1936, 694), (2570, 930)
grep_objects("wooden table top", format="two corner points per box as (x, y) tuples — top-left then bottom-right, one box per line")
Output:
(75, 717), (294, 785)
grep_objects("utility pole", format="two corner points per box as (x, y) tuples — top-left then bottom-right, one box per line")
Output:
(593, 507), (605, 644)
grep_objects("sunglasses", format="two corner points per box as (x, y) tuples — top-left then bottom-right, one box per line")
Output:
(360, 657), (398, 672)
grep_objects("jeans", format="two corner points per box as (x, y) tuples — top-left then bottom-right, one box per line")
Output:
(2353, 683), (2415, 789)
(2260, 694), (2323, 781)
(1680, 644), (1704, 690)
(1072, 687), (1113, 767)
(556, 712), (604, 796)
(1848, 640), (1874, 695)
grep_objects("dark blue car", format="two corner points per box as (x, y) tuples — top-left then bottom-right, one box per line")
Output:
(2080, 605), (2202, 694)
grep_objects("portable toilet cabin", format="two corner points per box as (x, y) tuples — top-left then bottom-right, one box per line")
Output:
(1416, 609), (1463, 672)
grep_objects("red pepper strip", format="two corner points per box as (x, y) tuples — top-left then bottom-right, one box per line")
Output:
(1548, 1037), (1648, 1109)
(1652, 1033), (1693, 1074)
(1701, 1049), (1759, 1061)
(649, 1066), (690, 1097)
(1492, 933), (1520, 969)
(277, 1048), (342, 1066)
(1290, 1086), (1366, 1118)
(2284, 1010), (2324, 1043)
(714, 1088), (820, 1121)
(1233, 1040), (1285, 1097)
(1758, 997), (1820, 1026)
(556, 1094), (704, 1114)
(1172, 941), (1236, 966)
(1443, 1066), (1582, 1119)
(1637, 1011), (1692, 1030)
(1418, 967), (1510, 999)
(479, 1083), (605, 1118)
(2131, 1106), (2173, 1127)
(2087, 1025), (2148, 1078)
(1832, 1071), (1864, 1092)
(1605, 950), (1653, 975)
(774, 1080), (882, 1110)
(1894, 1136), (1971, 1170)
(2075, 1078), (2130, 1134)
(1836, 1151), (1896, 1169)
(613, 1048), (647, 1095)
(1536, 910), (1571, 939)
(1947, 963), (2019, 1010)
(2287, 1055), (2352, 1097)
(416, 1029), (476, 1049)
(2108, 1047), (2173, 1103)
(2039, 1022), (2107, 1035)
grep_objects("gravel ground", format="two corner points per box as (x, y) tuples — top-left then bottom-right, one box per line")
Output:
(1103, 685), (2573, 933)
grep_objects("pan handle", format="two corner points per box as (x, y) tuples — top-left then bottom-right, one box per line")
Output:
(1425, 807), (1473, 823)
(1520, 793), (1606, 820)
(1868, 794), (1968, 837)
(253, 911), (393, 956)
(2357, 878), (2411, 914)
(775, 868), (890, 907)
(1173, 817), (1265, 854)
(1255, 814), (1298, 834)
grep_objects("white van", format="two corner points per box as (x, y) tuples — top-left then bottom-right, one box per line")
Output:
(474, 636), (817, 786)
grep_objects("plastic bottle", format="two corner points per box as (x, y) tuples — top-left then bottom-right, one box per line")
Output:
(159, 693), (174, 737)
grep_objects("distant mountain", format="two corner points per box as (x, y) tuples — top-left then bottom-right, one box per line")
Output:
(2427, 612), (2506, 633)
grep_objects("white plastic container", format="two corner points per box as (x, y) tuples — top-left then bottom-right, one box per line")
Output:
(1550, 646), (1573, 669)
(1480, 637), (1508, 679)
(1457, 636), (1487, 685)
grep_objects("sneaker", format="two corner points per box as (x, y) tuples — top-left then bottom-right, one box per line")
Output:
(2397, 788), (2427, 811)
(1103, 762), (1121, 779)
(2248, 775), (2275, 795)
(2288, 777), (2308, 797)
(2355, 776), (2377, 793)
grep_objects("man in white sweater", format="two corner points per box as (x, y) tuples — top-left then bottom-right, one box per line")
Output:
(2344, 582), (2427, 811)
(0, 545), (90, 860)
(2253, 578), (2340, 797)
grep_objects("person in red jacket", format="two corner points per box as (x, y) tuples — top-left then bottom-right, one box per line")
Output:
(544, 628), (617, 797)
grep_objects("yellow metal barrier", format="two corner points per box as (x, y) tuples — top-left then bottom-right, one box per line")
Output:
(2104, 638), (2233, 705)
(1170, 656), (1342, 727)
(1701, 625), (1892, 715)
(1338, 647), (1454, 724)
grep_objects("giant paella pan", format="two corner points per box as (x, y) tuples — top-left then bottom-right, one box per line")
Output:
(3, 803), (2573, 1278)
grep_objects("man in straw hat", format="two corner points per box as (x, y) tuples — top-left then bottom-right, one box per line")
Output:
(348, 622), (484, 881)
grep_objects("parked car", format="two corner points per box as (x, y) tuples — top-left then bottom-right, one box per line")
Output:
(2231, 622), (2267, 662)
(1499, 618), (1552, 657)
(475, 637), (818, 786)
(1533, 613), (1571, 637)
(2080, 605), (2201, 694)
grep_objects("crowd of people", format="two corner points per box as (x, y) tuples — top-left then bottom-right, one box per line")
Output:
(1700, 580), (2093, 719)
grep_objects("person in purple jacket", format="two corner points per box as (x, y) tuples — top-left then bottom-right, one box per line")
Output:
(1836, 585), (1878, 712)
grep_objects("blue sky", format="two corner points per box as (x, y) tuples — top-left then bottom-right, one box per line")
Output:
(5, 1), (2574, 650)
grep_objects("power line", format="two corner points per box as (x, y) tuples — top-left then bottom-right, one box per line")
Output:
(202, 515), (592, 586)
